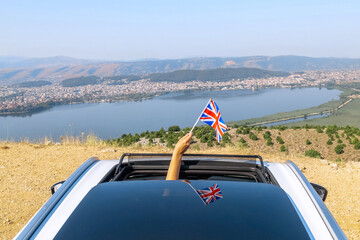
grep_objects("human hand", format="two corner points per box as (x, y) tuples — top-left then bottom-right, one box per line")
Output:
(173, 132), (193, 155)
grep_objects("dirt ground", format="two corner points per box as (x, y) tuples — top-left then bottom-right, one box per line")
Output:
(0, 142), (359, 239)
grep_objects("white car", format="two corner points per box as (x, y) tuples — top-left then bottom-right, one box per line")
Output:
(15, 153), (347, 240)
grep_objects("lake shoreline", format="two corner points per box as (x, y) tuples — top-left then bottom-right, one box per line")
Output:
(0, 87), (342, 141)
(0, 86), (323, 117)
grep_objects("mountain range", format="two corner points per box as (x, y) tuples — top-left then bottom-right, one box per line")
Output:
(1, 55), (360, 85)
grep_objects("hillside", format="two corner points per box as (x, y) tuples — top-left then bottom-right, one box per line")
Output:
(0, 128), (359, 239)
(1, 55), (360, 84)
(15, 80), (52, 88)
(60, 75), (99, 87)
(145, 68), (289, 82)
(60, 68), (289, 87)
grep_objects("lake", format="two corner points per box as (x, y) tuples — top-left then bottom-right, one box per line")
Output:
(0, 88), (341, 141)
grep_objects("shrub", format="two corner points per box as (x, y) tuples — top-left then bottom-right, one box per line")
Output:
(193, 144), (200, 151)
(239, 137), (246, 144)
(200, 135), (208, 143)
(236, 127), (250, 135)
(159, 127), (166, 136)
(249, 132), (258, 141)
(168, 125), (180, 132)
(266, 138), (273, 146)
(337, 139), (343, 144)
(166, 141), (174, 148)
(109, 133), (141, 147)
(276, 136), (284, 144)
(326, 139), (333, 145)
(326, 125), (338, 135)
(277, 126), (288, 131)
(256, 126), (267, 131)
(239, 138), (248, 147)
(352, 137), (360, 145)
(335, 144), (345, 154)
(316, 127), (324, 133)
(306, 139), (312, 145)
(305, 149), (322, 158)
(148, 137), (154, 146)
(263, 131), (271, 140)
(222, 132), (232, 144)
(280, 145), (286, 152)
(241, 142), (249, 148)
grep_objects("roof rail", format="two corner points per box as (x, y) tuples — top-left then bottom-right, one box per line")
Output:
(114, 153), (265, 177)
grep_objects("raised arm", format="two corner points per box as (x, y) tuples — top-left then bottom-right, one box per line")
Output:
(166, 133), (193, 180)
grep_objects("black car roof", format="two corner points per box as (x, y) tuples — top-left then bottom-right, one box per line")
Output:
(55, 180), (312, 240)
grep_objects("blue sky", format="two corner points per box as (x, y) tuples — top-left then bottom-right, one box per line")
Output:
(1, 0), (360, 60)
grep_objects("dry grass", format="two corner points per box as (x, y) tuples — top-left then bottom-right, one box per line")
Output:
(0, 138), (359, 239)
(225, 128), (360, 162)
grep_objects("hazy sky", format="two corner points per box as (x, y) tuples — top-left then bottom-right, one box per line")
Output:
(1, 0), (360, 60)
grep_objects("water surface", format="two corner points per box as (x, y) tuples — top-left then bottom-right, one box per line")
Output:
(0, 88), (341, 141)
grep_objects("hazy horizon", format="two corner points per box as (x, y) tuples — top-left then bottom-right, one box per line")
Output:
(1, 1), (360, 60)
(2, 54), (360, 63)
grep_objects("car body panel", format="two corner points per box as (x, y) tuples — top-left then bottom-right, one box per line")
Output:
(15, 157), (347, 240)
(55, 181), (313, 240)
(14, 158), (99, 240)
(267, 162), (334, 239)
(286, 161), (347, 240)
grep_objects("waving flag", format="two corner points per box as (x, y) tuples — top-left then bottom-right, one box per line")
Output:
(196, 183), (223, 205)
(199, 99), (227, 142)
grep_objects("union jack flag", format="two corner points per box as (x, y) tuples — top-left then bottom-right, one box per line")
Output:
(200, 99), (227, 142)
(196, 183), (223, 205)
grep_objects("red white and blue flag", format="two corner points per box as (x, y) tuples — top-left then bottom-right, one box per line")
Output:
(200, 99), (227, 142)
(196, 183), (223, 205)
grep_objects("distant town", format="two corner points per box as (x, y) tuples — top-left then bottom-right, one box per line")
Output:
(1, 69), (360, 115)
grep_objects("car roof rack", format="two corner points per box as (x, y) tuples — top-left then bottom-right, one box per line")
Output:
(113, 153), (266, 180)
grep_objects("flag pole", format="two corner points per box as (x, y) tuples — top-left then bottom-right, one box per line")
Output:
(182, 180), (207, 205)
(189, 98), (212, 134)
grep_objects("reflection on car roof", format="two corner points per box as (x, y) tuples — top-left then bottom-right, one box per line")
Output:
(55, 180), (312, 240)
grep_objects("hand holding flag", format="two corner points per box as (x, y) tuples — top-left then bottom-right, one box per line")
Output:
(190, 98), (227, 142)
